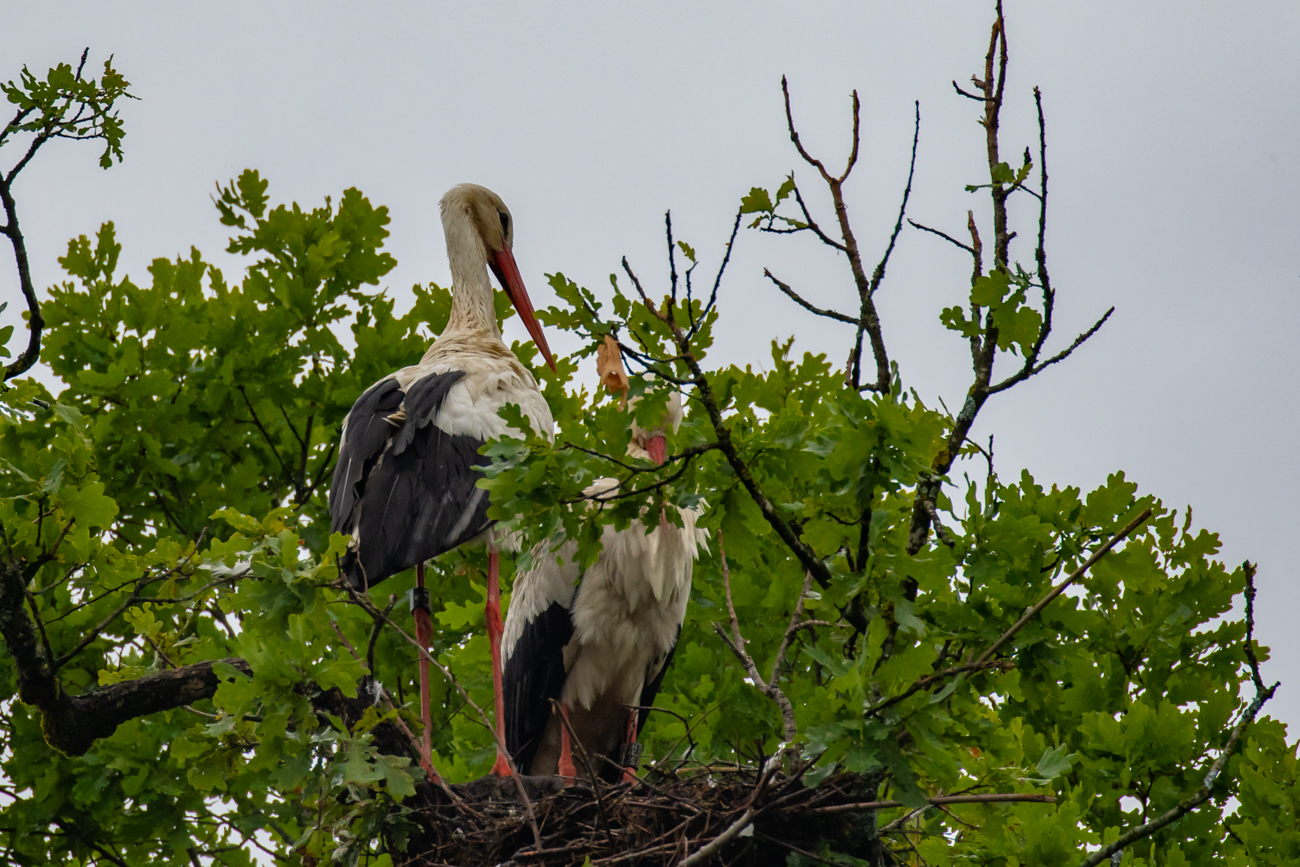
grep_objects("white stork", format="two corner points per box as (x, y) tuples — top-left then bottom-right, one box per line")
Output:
(328, 183), (555, 778)
(501, 393), (707, 782)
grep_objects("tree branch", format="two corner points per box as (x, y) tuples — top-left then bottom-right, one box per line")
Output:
(974, 507), (1152, 667)
(781, 75), (833, 184)
(778, 77), (894, 392)
(763, 270), (857, 324)
(711, 535), (801, 742)
(805, 792), (1056, 816)
(0, 174), (43, 381)
(986, 306), (1113, 395)
(1078, 674), (1277, 866)
(622, 257), (833, 589)
(907, 219), (975, 255)
(236, 386), (293, 484)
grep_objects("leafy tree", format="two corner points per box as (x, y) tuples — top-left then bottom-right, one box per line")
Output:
(1, 7), (1294, 866)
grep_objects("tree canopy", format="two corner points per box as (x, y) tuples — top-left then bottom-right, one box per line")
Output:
(1, 6), (1295, 866)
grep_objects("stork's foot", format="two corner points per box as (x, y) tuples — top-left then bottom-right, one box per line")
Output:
(489, 752), (513, 778)
(621, 767), (638, 784)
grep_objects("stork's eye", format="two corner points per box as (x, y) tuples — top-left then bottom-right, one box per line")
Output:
(499, 212), (510, 237)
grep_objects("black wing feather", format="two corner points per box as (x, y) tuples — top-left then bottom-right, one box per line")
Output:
(503, 601), (574, 775)
(329, 369), (494, 590)
(635, 625), (681, 736)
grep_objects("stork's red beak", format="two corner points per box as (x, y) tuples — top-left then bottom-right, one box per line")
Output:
(646, 435), (667, 467)
(490, 248), (556, 372)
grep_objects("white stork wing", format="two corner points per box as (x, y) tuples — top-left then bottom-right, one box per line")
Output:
(502, 542), (580, 774)
(329, 369), (494, 590)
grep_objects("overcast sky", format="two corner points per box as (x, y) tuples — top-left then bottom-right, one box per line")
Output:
(4, 3), (1298, 726)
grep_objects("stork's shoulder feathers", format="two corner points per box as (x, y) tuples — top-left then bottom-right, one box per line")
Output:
(397, 331), (553, 442)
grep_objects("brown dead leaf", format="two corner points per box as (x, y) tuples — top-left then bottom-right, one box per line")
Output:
(596, 334), (630, 399)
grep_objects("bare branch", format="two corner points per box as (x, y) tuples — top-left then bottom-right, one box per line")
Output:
(908, 219), (975, 255)
(236, 386), (293, 484)
(764, 270), (857, 324)
(986, 306), (1113, 395)
(1242, 561), (1266, 691)
(639, 248), (833, 588)
(666, 212), (679, 304)
(366, 593), (398, 676)
(781, 76), (833, 183)
(775, 81), (901, 392)
(769, 570), (817, 687)
(675, 806), (759, 867)
(0, 176), (43, 381)
(692, 207), (744, 337)
(866, 658), (1015, 720)
(922, 500), (957, 548)
(840, 90), (861, 182)
(786, 183), (848, 252)
(865, 100), (920, 302)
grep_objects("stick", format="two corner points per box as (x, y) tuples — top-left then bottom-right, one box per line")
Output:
(974, 507), (1151, 667)
(805, 792), (1056, 816)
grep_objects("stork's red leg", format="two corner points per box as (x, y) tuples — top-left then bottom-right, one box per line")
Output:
(413, 562), (439, 783)
(621, 707), (640, 784)
(486, 551), (513, 777)
(557, 703), (577, 784)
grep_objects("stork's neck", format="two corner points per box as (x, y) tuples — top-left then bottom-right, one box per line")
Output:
(443, 214), (502, 341)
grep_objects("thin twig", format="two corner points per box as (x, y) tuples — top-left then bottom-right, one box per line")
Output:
(366, 594), (398, 676)
(693, 208), (744, 335)
(986, 306), (1114, 395)
(622, 255), (832, 590)
(908, 219), (976, 255)
(866, 658), (1015, 720)
(1242, 562), (1265, 690)
(236, 386), (293, 483)
(763, 270), (857, 324)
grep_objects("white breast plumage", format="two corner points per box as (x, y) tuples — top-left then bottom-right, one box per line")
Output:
(388, 341), (553, 442)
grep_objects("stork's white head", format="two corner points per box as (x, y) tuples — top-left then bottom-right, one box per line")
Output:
(439, 184), (555, 371)
(627, 391), (683, 466)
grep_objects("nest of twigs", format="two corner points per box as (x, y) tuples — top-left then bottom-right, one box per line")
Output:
(393, 767), (896, 867)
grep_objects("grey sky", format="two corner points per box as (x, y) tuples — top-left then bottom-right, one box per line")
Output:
(4, 3), (1298, 726)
